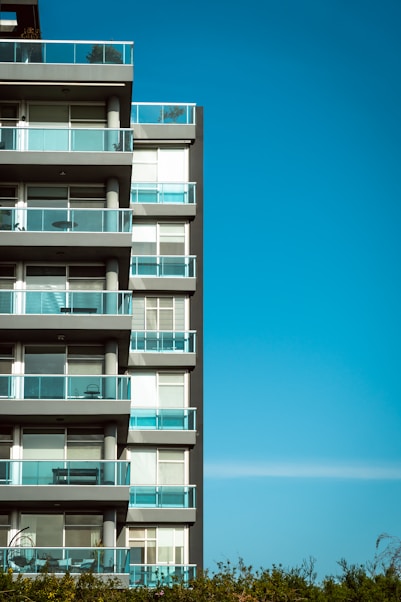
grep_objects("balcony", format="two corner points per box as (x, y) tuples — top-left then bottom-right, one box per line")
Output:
(131, 183), (196, 217)
(129, 485), (196, 508)
(0, 460), (130, 486)
(131, 256), (195, 277)
(0, 208), (132, 233)
(0, 374), (130, 400)
(131, 103), (196, 141)
(128, 407), (196, 446)
(0, 127), (133, 152)
(130, 408), (196, 430)
(0, 290), (132, 315)
(0, 40), (134, 65)
(129, 564), (196, 587)
(129, 331), (196, 368)
(0, 546), (130, 578)
(130, 256), (196, 292)
(131, 331), (195, 353)
(131, 103), (195, 124)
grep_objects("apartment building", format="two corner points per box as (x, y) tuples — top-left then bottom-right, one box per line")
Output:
(0, 0), (203, 588)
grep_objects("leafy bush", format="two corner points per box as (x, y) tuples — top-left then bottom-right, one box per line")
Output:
(1, 554), (401, 602)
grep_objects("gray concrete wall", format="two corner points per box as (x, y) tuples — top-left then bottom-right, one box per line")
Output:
(188, 107), (204, 569)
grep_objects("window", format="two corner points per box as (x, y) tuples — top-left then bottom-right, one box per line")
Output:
(129, 527), (186, 564)
(22, 428), (104, 460)
(25, 186), (106, 231)
(132, 148), (187, 183)
(19, 514), (102, 547)
(23, 345), (105, 399)
(0, 429), (12, 483)
(27, 185), (106, 208)
(28, 104), (106, 128)
(27, 104), (106, 151)
(0, 186), (17, 230)
(0, 515), (10, 547)
(130, 448), (186, 485)
(132, 223), (187, 255)
(65, 515), (103, 547)
(132, 296), (186, 331)
(0, 104), (18, 150)
(131, 372), (186, 408)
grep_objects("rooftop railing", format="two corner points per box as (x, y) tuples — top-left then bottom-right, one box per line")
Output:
(0, 547), (130, 575)
(130, 564), (196, 587)
(0, 127), (133, 152)
(131, 256), (196, 278)
(131, 103), (196, 125)
(130, 182), (196, 205)
(129, 485), (196, 508)
(131, 331), (196, 353)
(0, 40), (133, 65)
(0, 374), (131, 400)
(0, 460), (130, 486)
(130, 408), (196, 430)
(0, 290), (132, 316)
(0, 208), (132, 233)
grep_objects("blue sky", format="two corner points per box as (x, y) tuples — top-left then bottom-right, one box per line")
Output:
(41, 0), (401, 579)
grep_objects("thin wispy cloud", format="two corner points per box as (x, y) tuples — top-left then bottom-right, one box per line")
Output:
(205, 461), (401, 480)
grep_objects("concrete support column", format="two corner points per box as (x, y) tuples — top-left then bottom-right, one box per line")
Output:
(106, 177), (119, 209)
(107, 96), (120, 128)
(105, 340), (118, 374)
(106, 177), (119, 233)
(102, 510), (116, 570)
(105, 340), (117, 400)
(107, 96), (121, 153)
(104, 423), (117, 459)
(105, 259), (119, 316)
(104, 422), (117, 485)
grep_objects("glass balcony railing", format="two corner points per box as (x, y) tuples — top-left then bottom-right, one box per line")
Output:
(131, 103), (195, 125)
(0, 547), (130, 575)
(131, 331), (196, 353)
(130, 408), (196, 430)
(129, 485), (196, 508)
(0, 290), (132, 316)
(130, 564), (196, 587)
(0, 207), (132, 233)
(131, 256), (196, 278)
(0, 460), (130, 486)
(130, 182), (196, 204)
(0, 127), (133, 152)
(0, 374), (130, 400)
(0, 40), (133, 65)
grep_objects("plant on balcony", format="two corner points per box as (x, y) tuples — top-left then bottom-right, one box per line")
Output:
(86, 45), (123, 64)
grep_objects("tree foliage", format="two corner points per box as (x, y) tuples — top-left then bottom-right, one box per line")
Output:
(1, 552), (401, 602)
(86, 45), (123, 64)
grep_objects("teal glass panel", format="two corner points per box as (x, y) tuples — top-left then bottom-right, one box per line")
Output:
(0, 41), (133, 65)
(69, 291), (102, 314)
(0, 375), (11, 397)
(0, 208), (13, 230)
(0, 290), (13, 313)
(0, 127), (16, 150)
(28, 129), (69, 151)
(0, 546), (129, 574)
(71, 129), (105, 151)
(24, 376), (65, 399)
(0, 461), (10, 484)
(130, 408), (195, 430)
(129, 564), (196, 587)
(25, 291), (66, 314)
(131, 332), (195, 352)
